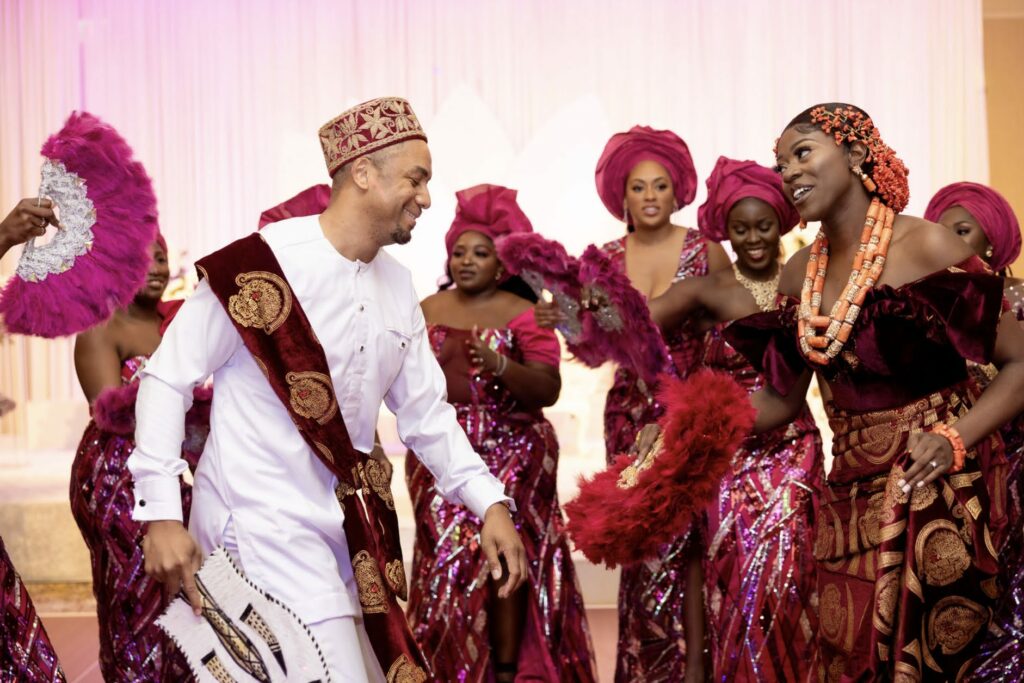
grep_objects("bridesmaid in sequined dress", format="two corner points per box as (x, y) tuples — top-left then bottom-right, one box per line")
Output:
(590, 127), (731, 683)
(648, 158), (824, 682)
(71, 238), (204, 681)
(405, 185), (596, 683)
(925, 182), (1024, 680)
(0, 198), (66, 682)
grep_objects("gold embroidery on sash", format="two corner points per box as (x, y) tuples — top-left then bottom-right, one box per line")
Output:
(386, 653), (428, 682)
(385, 558), (408, 600)
(228, 271), (292, 334)
(353, 550), (389, 614)
(285, 371), (338, 425)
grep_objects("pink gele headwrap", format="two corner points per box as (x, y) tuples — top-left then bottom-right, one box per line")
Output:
(697, 156), (801, 243)
(595, 125), (697, 225)
(444, 184), (534, 256)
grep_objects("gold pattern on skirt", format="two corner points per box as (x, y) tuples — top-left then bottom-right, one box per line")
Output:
(926, 596), (989, 655)
(285, 371), (338, 424)
(873, 569), (900, 636)
(228, 271), (292, 334)
(353, 550), (389, 614)
(915, 520), (971, 587)
(385, 653), (429, 683)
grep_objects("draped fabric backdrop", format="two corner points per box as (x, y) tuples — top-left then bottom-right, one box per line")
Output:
(0, 0), (987, 454)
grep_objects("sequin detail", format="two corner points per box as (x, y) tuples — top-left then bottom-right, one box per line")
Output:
(0, 537), (66, 681)
(405, 323), (597, 681)
(702, 327), (824, 681)
(70, 355), (200, 681)
(17, 160), (96, 282)
(600, 230), (710, 681)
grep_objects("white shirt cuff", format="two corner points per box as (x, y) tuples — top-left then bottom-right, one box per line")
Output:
(132, 477), (184, 522)
(457, 474), (516, 520)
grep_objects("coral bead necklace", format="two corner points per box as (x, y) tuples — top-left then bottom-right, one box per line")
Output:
(797, 197), (895, 365)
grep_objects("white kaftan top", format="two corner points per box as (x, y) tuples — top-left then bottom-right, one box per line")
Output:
(127, 215), (509, 624)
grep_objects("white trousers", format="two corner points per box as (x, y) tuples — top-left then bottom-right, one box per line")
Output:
(223, 518), (385, 682)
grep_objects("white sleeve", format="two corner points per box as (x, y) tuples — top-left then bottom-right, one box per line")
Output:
(127, 279), (242, 521)
(383, 305), (513, 519)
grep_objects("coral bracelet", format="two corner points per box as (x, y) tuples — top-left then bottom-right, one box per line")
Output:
(930, 423), (966, 474)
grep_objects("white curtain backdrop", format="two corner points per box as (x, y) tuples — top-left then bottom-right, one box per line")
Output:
(0, 0), (988, 452)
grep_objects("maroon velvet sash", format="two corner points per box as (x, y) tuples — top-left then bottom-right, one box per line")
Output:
(196, 234), (429, 682)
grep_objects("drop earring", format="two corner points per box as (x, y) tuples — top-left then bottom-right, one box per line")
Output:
(852, 166), (877, 193)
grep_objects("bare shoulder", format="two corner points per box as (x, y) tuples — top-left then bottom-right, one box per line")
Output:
(704, 239), (732, 273)
(419, 290), (452, 320)
(892, 215), (974, 273)
(778, 244), (811, 298)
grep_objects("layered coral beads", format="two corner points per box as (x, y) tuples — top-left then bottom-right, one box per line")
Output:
(797, 198), (894, 366)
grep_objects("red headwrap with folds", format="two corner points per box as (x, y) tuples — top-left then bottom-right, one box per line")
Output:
(444, 184), (533, 255)
(696, 156), (801, 243)
(595, 125), (697, 224)
(923, 182), (1021, 271)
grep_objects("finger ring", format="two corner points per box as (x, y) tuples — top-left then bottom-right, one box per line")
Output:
(930, 460), (938, 469)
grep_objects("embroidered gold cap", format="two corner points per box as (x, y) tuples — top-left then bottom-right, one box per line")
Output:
(318, 97), (427, 177)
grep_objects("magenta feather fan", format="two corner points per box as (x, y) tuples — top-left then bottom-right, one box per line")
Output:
(0, 112), (159, 338)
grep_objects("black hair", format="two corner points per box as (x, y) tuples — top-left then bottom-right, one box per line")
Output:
(782, 102), (876, 177)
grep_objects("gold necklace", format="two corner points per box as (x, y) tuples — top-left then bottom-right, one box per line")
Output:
(732, 262), (781, 312)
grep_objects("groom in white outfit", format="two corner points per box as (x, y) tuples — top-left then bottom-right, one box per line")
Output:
(128, 97), (527, 681)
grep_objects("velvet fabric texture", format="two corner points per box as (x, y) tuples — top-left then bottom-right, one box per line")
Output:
(696, 156), (801, 243)
(924, 181), (1022, 271)
(724, 265), (1004, 412)
(595, 125), (697, 224)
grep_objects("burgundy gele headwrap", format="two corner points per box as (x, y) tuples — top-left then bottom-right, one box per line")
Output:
(0, 111), (159, 338)
(924, 182), (1021, 271)
(697, 156), (801, 243)
(444, 184), (533, 256)
(258, 184), (331, 230)
(807, 105), (910, 213)
(595, 125), (697, 224)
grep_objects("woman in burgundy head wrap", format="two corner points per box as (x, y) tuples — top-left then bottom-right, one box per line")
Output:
(579, 125), (730, 683)
(405, 184), (596, 683)
(925, 181), (1023, 304)
(925, 185), (1024, 679)
(642, 157), (826, 681)
(72, 234), (209, 681)
(678, 103), (1024, 681)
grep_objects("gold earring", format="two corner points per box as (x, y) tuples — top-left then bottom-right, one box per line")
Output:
(852, 166), (877, 193)
(985, 246), (994, 259)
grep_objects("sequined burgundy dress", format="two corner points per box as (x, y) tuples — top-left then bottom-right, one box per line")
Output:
(599, 230), (710, 682)
(702, 324), (824, 682)
(1, 536), (66, 682)
(70, 352), (205, 681)
(404, 309), (596, 682)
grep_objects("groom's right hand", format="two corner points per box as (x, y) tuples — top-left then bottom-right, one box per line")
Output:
(143, 519), (204, 616)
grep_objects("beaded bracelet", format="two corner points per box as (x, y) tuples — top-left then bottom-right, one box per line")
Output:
(931, 423), (966, 474)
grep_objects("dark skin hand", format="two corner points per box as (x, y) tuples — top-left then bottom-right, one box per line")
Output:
(0, 198), (59, 259)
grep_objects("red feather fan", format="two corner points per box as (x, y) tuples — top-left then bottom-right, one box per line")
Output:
(565, 369), (755, 568)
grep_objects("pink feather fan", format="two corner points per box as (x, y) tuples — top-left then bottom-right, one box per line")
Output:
(0, 112), (159, 338)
